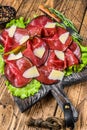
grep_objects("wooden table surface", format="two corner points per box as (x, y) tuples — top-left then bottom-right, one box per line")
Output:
(0, 0), (87, 130)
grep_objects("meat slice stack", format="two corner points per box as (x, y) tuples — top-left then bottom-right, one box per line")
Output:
(0, 15), (81, 87)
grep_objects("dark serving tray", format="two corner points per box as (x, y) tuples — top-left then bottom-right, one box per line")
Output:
(14, 67), (87, 128)
(14, 67), (87, 111)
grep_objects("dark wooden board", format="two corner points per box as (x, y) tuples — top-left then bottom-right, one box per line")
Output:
(14, 67), (87, 112)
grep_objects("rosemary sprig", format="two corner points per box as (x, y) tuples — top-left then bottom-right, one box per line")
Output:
(49, 8), (83, 42)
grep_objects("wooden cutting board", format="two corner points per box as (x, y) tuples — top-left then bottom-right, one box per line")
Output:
(0, 0), (87, 130)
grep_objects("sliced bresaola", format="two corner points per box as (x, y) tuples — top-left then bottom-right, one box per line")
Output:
(5, 57), (32, 87)
(0, 30), (19, 53)
(23, 37), (49, 67)
(26, 15), (53, 37)
(36, 65), (58, 84)
(14, 28), (29, 45)
(27, 15), (53, 27)
(0, 25), (17, 47)
(69, 41), (81, 60)
(46, 50), (67, 70)
(0, 31), (8, 47)
(65, 49), (79, 67)
(41, 27), (57, 37)
(43, 27), (72, 51)
(0, 27), (29, 53)
(26, 25), (42, 37)
(36, 50), (66, 84)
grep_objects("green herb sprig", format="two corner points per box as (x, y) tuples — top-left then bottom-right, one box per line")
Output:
(49, 8), (83, 42)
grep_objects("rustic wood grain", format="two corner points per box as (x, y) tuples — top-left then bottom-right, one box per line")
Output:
(0, 105), (13, 130)
(76, 99), (87, 130)
(1, 0), (23, 11)
(55, 0), (87, 30)
(55, 1), (87, 130)
(0, 1), (24, 130)
(0, 0), (87, 130)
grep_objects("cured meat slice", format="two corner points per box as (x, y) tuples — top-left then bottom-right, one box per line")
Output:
(0, 31), (19, 52)
(65, 49), (79, 67)
(57, 27), (67, 36)
(14, 28), (29, 45)
(46, 50), (67, 70)
(36, 50), (66, 84)
(0, 29), (12, 47)
(0, 28), (29, 52)
(16, 57), (32, 74)
(23, 37), (49, 67)
(36, 65), (58, 84)
(41, 27), (57, 37)
(43, 27), (72, 51)
(5, 57), (32, 87)
(26, 15), (53, 27)
(69, 41), (81, 60)
(27, 25), (42, 37)
(26, 15), (53, 37)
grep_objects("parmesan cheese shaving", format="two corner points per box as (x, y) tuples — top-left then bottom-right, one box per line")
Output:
(23, 66), (40, 78)
(33, 46), (45, 58)
(48, 69), (64, 80)
(59, 32), (69, 44)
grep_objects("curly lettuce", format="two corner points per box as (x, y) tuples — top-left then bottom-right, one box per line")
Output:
(6, 17), (30, 28)
(0, 44), (4, 74)
(0, 55), (5, 75)
(6, 79), (41, 99)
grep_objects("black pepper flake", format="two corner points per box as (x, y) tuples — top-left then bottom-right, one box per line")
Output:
(0, 6), (16, 28)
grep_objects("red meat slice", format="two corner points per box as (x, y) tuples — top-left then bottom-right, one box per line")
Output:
(16, 57), (32, 74)
(57, 27), (67, 36)
(26, 15), (53, 37)
(23, 37), (49, 67)
(5, 57), (32, 87)
(69, 41), (81, 60)
(27, 15), (53, 27)
(36, 50), (66, 84)
(46, 50), (67, 70)
(0, 28), (29, 53)
(41, 27), (57, 37)
(43, 27), (72, 51)
(65, 49), (79, 67)
(0, 30), (19, 52)
(36, 65), (58, 84)
(0, 31), (8, 47)
(14, 28), (29, 44)
(27, 25), (42, 37)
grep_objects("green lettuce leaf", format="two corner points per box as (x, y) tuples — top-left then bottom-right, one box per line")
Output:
(0, 55), (5, 75)
(0, 44), (4, 74)
(6, 79), (41, 99)
(0, 44), (4, 54)
(6, 17), (30, 28)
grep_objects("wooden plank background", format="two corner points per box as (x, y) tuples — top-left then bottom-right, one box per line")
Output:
(0, 0), (87, 130)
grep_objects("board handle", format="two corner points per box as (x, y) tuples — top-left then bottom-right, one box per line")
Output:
(62, 67), (87, 88)
(51, 84), (78, 128)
